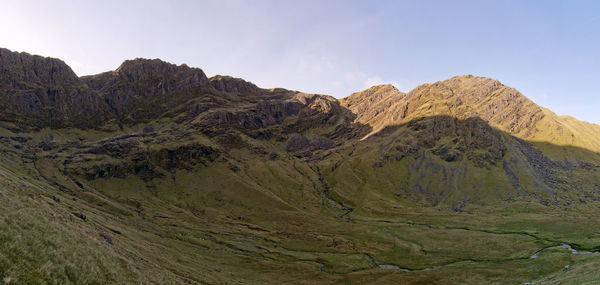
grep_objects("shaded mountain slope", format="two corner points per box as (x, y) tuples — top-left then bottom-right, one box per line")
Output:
(322, 115), (600, 212)
(0, 48), (113, 129)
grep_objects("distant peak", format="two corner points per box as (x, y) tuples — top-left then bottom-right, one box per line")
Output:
(208, 75), (261, 93)
(111, 57), (208, 84)
(116, 58), (187, 73)
(0, 47), (80, 85)
(441, 74), (503, 86)
(363, 84), (399, 92)
(342, 84), (404, 104)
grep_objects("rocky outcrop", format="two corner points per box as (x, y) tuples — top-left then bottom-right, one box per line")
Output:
(0, 48), (80, 85)
(286, 133), (335, 157)
(209, 75), (261, 93)
(373, 116), (507, 168)
(82, 58), (211, 124)
(404, 76), (545, 138)
(84, 58), (209, 92)
(340, 84), (406, 128)
(68, 135), (220, 181)
(0, 48), (113, 129)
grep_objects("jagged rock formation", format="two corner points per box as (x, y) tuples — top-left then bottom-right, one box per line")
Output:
(0, 48), (113, 129)
(341, 84), (407, 129)
(209, 75), (262, 93)
(81, 58), (211, 126)
(342, 76), (545, 138)
(343, 75), (600, 153)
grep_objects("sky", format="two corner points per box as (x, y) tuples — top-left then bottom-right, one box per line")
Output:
(1, 0), (600, 123)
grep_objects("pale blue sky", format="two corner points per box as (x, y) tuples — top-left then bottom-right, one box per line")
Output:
(1, 0), (599, 123)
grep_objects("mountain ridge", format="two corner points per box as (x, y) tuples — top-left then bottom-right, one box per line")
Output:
(3, 47), (599, 138)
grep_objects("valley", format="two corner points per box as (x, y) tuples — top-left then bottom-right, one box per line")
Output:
(1, 47), (600, 284)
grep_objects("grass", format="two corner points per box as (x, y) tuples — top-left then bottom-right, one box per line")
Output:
(2, 119), (600, 284)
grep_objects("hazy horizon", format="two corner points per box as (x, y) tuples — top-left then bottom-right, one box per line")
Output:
(2, 0), (599, 123)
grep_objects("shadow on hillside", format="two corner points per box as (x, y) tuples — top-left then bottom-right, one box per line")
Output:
(332, 114), (600, 207)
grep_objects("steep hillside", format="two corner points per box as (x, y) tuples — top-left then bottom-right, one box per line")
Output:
(342, 75), (600, 153)
(2, 48), (600, 284)
(0, 48), (113, 129)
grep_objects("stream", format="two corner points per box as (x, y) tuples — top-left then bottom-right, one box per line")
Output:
(530, 243), (599, 259)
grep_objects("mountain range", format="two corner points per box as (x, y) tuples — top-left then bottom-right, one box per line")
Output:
(2, 47), (600, 284)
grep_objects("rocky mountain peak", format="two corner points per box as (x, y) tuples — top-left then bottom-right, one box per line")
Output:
(405, 75), (545, 137)
(209, 75), (261, 93)
(342, 84), (404, 108)
(0, 48), (80, 86)
(0, 48), (112, 129)
(342, 75), (547, 139)
(80, 58), (212, 121)
(340, 84), (407, 133)
(114, 58), (209, 85)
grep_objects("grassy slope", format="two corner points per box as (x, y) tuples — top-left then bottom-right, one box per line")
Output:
(3, 122), (600, 284)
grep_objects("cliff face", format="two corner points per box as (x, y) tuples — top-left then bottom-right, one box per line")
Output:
(209, 75), (262, 93)
(0, 48), (113, 129)
(341, 75), (600, 154)
(0, 48), (80, 85)
(342, 76), (545, 138)
(81, 58), (211, 125)
(403, 76), (545, 137)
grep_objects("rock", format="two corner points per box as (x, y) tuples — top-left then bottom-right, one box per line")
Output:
(100, 232), (113, 244)
(88, 138), (141, 157)
(58, 187), (74, 195)
(373, 161), (385, 168)
(73, 212), (86, 221)
(564, 265), (572, 271)
(286, 133), (334, 154)
(286, 134), (311, 153)
(268, 152), (279, 160)
(10, 136), (28, 143)
(308, 134), (334, 150)
(52, 195), (60, 203)
(142, 125), (155, 134)
(39, 141), (59, 151)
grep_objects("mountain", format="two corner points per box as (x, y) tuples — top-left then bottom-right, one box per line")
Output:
(0, 48), (113, 129)
(343, 76), (600, 153)
(2, 47), (600, 284)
